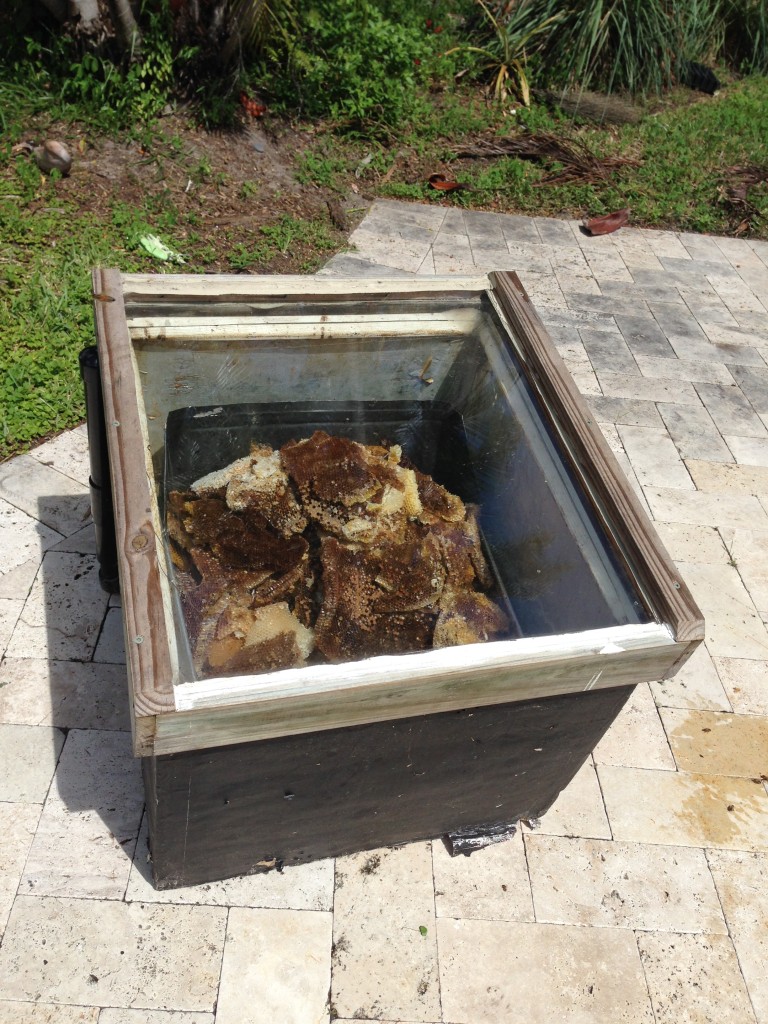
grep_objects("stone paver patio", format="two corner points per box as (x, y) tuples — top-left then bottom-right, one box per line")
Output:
(1, 199), (768, 1023)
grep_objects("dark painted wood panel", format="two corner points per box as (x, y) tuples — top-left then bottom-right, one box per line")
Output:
(144, 684), (633, 889)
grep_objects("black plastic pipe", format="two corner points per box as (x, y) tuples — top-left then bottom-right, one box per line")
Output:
(79, 345), (120, 594)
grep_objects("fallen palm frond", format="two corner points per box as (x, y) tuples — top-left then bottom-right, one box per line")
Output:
(451, 130), (640, 184)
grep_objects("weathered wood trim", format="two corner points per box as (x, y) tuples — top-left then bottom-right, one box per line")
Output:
(489, 270), (705, 646)
(155, 629), (689, 755)
(127, 310), (479, 343)
(92, 268), (175, 725)
(121, 273), (491, 304)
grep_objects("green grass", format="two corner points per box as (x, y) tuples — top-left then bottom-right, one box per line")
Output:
(0, 176), (145, 457)
(370, 76), (768, 236)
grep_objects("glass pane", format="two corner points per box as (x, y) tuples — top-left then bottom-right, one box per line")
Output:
(132, 292), (650, 683)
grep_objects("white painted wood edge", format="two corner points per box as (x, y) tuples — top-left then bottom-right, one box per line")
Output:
(130, 322), (477, 342)
(120, 273), (492, 298)
(127, 310), (481, 329)
(173, 621), (675, 712)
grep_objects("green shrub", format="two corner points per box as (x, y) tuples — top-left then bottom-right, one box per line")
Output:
(261, 0), (468, 130)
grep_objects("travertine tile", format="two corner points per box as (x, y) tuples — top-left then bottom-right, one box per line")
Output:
(504, 241), (557, 272)
(696, 382), (768, 437)
(332, 844), (440, 1021)
(50, 524), (98, 555)
(684, 297), (739, 325)
(525, 757), (612, 840)
(21, 730), (143, 899)
(708, 849), (768, 1023)
(617, 425), (694, 490)
(93, 607), (126, 664)
(570, 368), (602, 395)
(0, 598), (22, 657)
(526, 834), (726, 933)
(713, 657), (768, 715)
(0, 557), (40, 602)
(650, 642), (732, 712)
(728, 362), (768, 414)
(579, 327), (638, 376)
(644, 231), (691, 261)
(30, 427), (92, 488)
(657, 402), (735, 463)
(0, 1005), (98, 1023)
(644, 487), (768, 532)
(216, 907), (331, 1024)
(554, 270), (601, 295)
(722, 529), (768, 616)
(587, 396), (662, 427)
(679, 233), (731, 263)
(499, 214), (541, 244)
(438, 918), (653, 1024)
(686, 459), (768, 496)
(599, 765), (768, 851)
(594, 684), (676, 770)
(516, 270), (566, 310)
(726, 434), (768, 467)
(637, 931), (757, 1024)
(7, 552), (108, 661)
(0, 896), (226, 1011)
(99, 1012), (214, 1024)
(534, 217), (576, 247)
(675, 561), (768, 659)
(0, 455), (91, 537)
(0, 724), (65, 802)
(0, 498), (60, 577)
(615, 314), (676, 359)
(704, 321), (768, 350)
(415, 249), (435, 275)
(650, 300), (709, 341)
(432, 829), (533, 922)
(0, 802), (40, 938)
(127, 815), (333, 911)
(651, 522), (729, 565)
(597, 372), (701, 405)
(0, 658), (130, 731)
(636, 354), (734, 385)
(540, 307), (621, 334)
(661, 707), (768, 778)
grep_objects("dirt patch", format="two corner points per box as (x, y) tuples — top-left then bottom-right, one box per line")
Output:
(36, 112), (367, 273)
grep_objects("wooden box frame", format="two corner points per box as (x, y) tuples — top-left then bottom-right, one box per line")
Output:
(92, 268), (704, 763)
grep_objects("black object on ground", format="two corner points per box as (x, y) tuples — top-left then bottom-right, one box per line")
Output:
(79, 345), (120, 594)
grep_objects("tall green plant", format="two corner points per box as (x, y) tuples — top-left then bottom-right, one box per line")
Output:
(444, 0), (563, 105)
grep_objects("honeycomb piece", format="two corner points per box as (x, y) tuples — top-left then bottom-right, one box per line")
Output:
(226, 445), (307, 537)
(464, 504), (494, 590)
(315, 536), (436, 660)
(371, 527), (445, 613)
(166, 490), (196, 551)
(281, 431), (421, 544)
(211, 511), (308, 574)
(169, 431), (510, 674)
(192, 455), (251, 496)
(414, 468), (465, 524)
(433, 590), (509, 648)
(204, 601), (315, 676)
